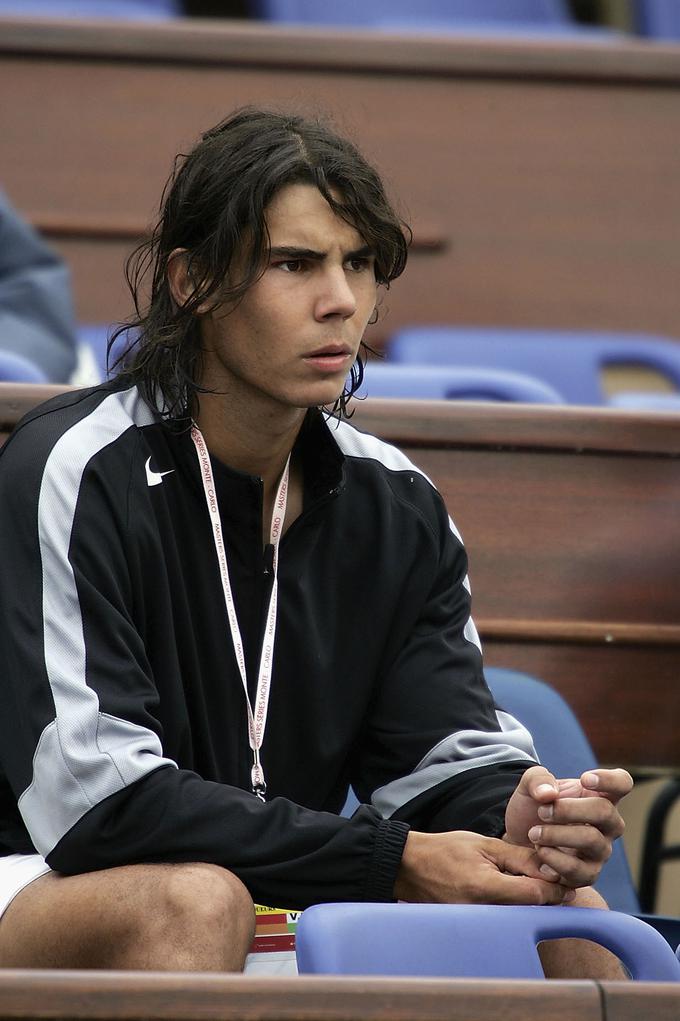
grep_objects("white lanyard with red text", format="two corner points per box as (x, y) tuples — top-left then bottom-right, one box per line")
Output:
(191, 424), (290, 801)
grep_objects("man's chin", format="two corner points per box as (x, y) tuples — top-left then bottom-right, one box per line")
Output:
(295, 381), (350, 409)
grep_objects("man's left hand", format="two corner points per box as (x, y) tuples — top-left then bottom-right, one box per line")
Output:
(503, 765), (633, 889)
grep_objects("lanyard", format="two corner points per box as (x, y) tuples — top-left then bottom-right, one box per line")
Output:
(191, 424), (290, 801)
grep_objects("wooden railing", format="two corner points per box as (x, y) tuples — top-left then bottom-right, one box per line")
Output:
(0, 969), (628, 1021)
(0, 969), (678, 1021)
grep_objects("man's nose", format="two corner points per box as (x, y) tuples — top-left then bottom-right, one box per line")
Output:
(314, 268), (357, 320)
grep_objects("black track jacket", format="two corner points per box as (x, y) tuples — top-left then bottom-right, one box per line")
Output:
(0, 382), (537, 908)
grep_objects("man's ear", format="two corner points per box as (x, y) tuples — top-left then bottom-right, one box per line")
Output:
(167, 248), (207, 311)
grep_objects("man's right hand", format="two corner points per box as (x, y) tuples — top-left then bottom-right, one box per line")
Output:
(393, 830), (576, 905)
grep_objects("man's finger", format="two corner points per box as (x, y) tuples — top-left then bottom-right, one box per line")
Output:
(580, 768), (634, 805)
(535, 796), (625, 839)
(528, 822), (611, 862)
(533, 846), (603, 888)
(556, 778), (582, 797)
(482, 871), (576, 906)
(518, 765), (559, 801)
(492, 834), (569, 881)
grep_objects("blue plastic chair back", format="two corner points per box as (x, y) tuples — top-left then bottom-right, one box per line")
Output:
(353, 362), (564, 403)
(609, 391), (680, 411)
(485, 667), (639, 914)
(296, 902), (680, 979)
(375, 19), (620, 39)
(252, 0), (571, 27)
(387, 327), (680, 406)
(636, 0), (680, 39)
(0, 0), (180, 17)
(77, 324), (133, 380)
(0, 350), (49, 383)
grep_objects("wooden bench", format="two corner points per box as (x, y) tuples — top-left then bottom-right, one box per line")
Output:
(600, 980), (680, 1021)
(1, 969), (679, 1021)
(1, 968), (679, 1021)
(1, 17), (679, 344)
(0, 970), (606, 1021)
(3, 383), (679, 770)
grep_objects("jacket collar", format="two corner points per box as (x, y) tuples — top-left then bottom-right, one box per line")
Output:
(296, 408), (346, 503)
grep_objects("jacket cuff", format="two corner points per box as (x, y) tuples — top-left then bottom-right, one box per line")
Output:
(361, 819), (410, 902)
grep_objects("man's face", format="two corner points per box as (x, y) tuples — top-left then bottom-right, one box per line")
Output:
(198, 182), (378, 414)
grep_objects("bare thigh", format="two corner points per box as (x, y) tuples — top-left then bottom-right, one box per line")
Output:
(0, 861), (255, 972)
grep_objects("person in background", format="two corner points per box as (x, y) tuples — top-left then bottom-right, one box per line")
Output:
(0, 191), (80, 383)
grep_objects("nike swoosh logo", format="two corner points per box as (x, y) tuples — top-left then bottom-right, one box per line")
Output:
(145, 456), (175, 487)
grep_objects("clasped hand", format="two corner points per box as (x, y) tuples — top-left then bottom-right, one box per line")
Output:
(394, 766), (633, 906)
(503, 765), (634, 889)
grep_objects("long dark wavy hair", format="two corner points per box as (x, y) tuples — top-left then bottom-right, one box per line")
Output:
(111, 107), (410, 421)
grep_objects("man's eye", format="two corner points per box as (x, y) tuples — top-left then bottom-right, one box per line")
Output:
(278, 259), (305, 273)
(347, 257), (372, 272)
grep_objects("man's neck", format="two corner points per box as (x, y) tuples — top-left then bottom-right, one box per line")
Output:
(195, 389), (306, 504)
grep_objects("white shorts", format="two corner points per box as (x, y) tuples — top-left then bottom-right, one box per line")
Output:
(0, 854), (297, 975)
(0, 853), (51, 919)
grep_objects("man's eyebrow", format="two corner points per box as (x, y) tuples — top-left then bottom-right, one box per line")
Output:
(269, 246), (324, 261)
(347, 245), (376, 260)
(268, 244), (376, 260)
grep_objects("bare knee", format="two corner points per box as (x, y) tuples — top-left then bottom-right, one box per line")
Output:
(0, 862), (255, 972)
(567, 886), (609, 911)
(143, 863), (255, 971)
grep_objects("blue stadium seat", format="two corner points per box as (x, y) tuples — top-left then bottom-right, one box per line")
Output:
(387, 327), (680, 406)
(296, 902), (680, 979)
(252, 0), (622, 38)
(252, 0), (573, 28)
(353, 361), (565, 403)
(375, 20), (621, 39)
(609, 391), (680, 411)
(76, 324), (133, 380)
(0, 0), (180, 18)
(0, 350), (49, 383)
(636, 0), (680, 40)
